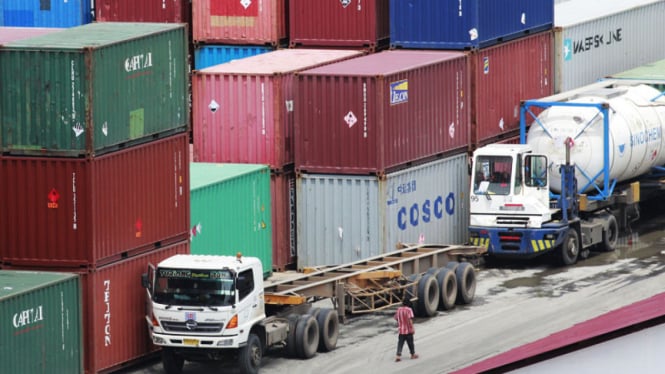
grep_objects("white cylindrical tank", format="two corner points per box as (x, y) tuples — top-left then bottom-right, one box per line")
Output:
(526, 84), (665, 193)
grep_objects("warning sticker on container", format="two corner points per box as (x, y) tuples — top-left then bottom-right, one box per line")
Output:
(344, 111), (358, 128)
(209, 100), (220, 113)
(449, 122), (455, 139)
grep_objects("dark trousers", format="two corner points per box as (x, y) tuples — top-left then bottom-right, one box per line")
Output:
(396, 333), (415, 356)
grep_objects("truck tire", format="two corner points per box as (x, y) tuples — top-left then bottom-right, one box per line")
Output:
(161, 348), (184, 374)
(416, 274), (440, 317)
(602, 215), (618, 252)
(455, 262), (477, 305)
(435, 268), (458, 311)
(306, 307), (321, 318)
(445, 261), (459, 273)
(295, 314), (320, 359)
(316, 308), (339, 352)
(285, 314), (299, 357)
(239, 333), (262, 374)
(559, 229), (580, 266)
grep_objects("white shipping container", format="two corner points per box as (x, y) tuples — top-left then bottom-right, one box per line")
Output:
(553, 0), (665, 93)
(296, 153), (469, 269)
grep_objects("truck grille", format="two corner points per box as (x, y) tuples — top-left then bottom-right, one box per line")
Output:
(496, 216), (530, 226)
(160, 321), (224, 333)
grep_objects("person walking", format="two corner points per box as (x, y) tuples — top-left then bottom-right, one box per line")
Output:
(394, 298), (419, 362)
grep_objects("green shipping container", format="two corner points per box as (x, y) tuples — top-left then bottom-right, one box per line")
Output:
(190, 163), (273, 278)
(0, 22), (188, 156)
(0, 270), (82, 374)
(610, 59), (665, 91)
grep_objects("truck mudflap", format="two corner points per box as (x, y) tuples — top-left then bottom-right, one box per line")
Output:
(469, 225), (569, 258)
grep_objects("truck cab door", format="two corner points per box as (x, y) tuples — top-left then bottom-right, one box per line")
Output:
(143, 263), (156, 327)
(235, 268), (265, 325)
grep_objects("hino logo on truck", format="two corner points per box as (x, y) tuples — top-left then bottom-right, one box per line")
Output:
(125, 53), (153, 72)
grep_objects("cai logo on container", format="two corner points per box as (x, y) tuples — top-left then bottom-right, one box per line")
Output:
(390, 79), (409, 105)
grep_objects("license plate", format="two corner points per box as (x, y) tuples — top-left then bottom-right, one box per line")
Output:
(183, 339), (199, 346)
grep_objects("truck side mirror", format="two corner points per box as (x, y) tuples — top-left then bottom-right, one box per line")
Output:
(141, 273), (149, 288)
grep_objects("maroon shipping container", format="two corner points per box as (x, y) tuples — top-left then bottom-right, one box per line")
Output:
(3, 241), (190, 374)
(295, 50), (471, 175)
(191, 0), (286, 45)
(271, 170), (296, 271)
(95, 0), (191, 23)
(191, 49), (365, 169)
(0, 27), (63, 44)
(289, 0), (390, 49)
(1, 134), (190, 268)
(471, 31), (553, 146)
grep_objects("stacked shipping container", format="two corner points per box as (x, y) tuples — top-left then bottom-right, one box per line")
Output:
(553, 0), (665, 93)
(0, 0), (92, 27)
(190, 163), (273, 278)
(288, 0), (390, 50)
(0, 23), (191, 373)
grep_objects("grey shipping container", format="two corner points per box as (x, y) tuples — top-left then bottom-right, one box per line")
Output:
(553, 0), (665, 93)
(0, 22), (189, 156)
(296, 153), (469, 269)
(0, 270), (82, 374)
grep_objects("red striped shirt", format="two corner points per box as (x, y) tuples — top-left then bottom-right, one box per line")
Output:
(395, 305), (414, 334)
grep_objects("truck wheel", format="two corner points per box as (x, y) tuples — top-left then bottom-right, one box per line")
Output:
(416, 274), (440, 317)
(306, 307), (321, 318)
(286, 314), (299, 357)
(455, 262), (477, 305)
(239, 333), (262, 374)
(602, 215), (618, 252)
(435, 268), (457, 311)
(296, 314), (320, 359)
(559, 229), (580, 266)
(445, 261), (459, 273)
(316, 308), (339, 352)
(161, 348), (184, 374)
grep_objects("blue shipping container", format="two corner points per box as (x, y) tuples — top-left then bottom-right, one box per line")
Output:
(390, 0), (553, 50)
(1, 0), (92, 27)
(194, 45), (274, 70)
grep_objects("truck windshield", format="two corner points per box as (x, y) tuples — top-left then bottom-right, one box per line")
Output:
(473, 155), (513, 195)
(153, 268), (235, 307)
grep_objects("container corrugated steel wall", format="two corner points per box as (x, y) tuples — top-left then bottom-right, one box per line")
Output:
(194, 44), (274, 69)
(95, 0), (191, 23)
(295, 50), (470, 175)
(0, 0), (92, 27)
(0, 271), (82, 374)
(553, 0), (665, 93)
(389, 0), (554, 50)
(192, 49), (365, 169)
(0, 22), (189, 156)
(472, 31), (553, 145)
(289, 0), (390, 49)
(190, 163), (273, 278)
(3, 241), (190, 374)
(0, 133), (190, 268)
(191, 0), (286, 45)
(271, 171), (296, 271)
(296, 154), (469, 268)
(0, 26), (63, 44)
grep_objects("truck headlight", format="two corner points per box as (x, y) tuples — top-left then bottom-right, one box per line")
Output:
(153, 336), (167, 345)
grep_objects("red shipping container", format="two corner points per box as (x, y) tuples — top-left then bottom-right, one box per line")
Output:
(95, 0), (191, 23)
(471, 31), (554, 146)
(191, 0), (286, 45)
(1, 134), (190, 268)
(271, 170), (296, 271)
(3, 241), (190, 374)
(0, 26), (63, 44)
(191, 49), (365, 169)
(289, 0), (390, 49)
(295, 50), (471, 175)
